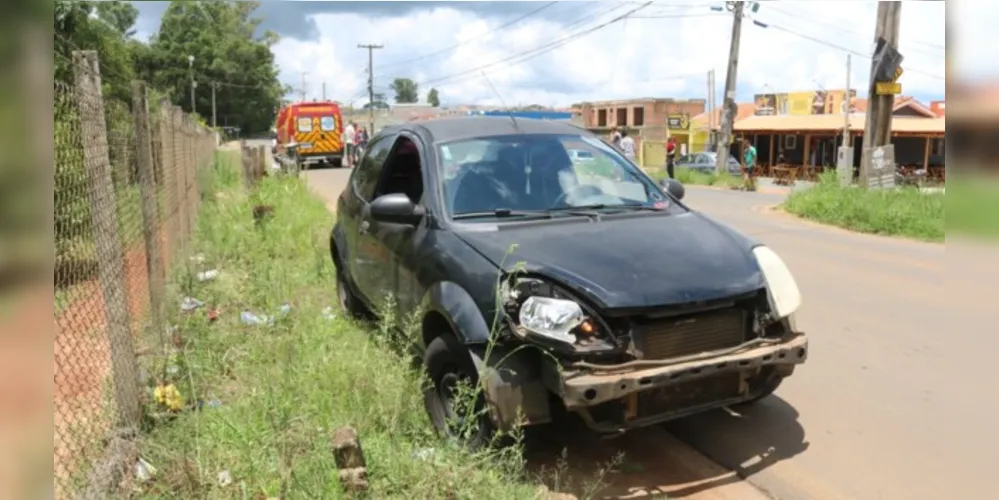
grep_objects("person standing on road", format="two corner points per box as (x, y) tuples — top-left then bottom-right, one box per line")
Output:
(742, 138), (758, 191)
(665, 136), (677, 179)
(343, 121), (357, 167)
(619, 129), (636, 163)
(609, 126), (622, 150)
(356, 125), (368, 159)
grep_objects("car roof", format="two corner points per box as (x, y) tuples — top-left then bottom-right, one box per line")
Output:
(405, 116), (590, 143)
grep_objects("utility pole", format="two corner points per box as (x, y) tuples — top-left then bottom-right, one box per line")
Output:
(842, 54), (851, 148)
(358, 43), (384, 132)
(211, 82), (217, 128)
(860, 1), (902, 186)
(299, 71), (308, 102)
(707, 69), (716, 149)
(715, 1), (744, 174)
(322, 81), (326, 101)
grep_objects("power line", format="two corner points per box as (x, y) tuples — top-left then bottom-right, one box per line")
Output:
(766, 4), (944, 54)
(748, 16), (944, 81)
(415, 2), (653, 89)
(375, 1), (562, 72)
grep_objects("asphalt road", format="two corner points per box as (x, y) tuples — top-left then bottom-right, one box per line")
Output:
(300, 164), (997, 499)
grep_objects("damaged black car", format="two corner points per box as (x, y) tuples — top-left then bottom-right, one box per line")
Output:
(330, 116), (807, 446)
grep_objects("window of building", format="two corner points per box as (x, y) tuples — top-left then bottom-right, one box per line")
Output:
(633, 107), (645, 127)
(597, 109), (607, 127)
(616, 107), (627, 127)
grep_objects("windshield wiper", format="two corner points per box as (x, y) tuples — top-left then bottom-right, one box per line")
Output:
(551, 203), (665, 214)
(452, 208), (553, 220)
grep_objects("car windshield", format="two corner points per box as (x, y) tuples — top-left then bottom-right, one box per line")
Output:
(439, 133), (676, 221)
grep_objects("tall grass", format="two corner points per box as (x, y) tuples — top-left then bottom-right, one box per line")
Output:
(133, 152), (542, 499)
(783, 171), (944, 241)
(946, 174), (999, 239)
(645, 167), (742, 188)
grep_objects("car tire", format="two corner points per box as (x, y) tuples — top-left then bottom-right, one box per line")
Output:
(336, 269), (367, 319)
(736, 371), (784, 406)
(423, 334), (494, 450)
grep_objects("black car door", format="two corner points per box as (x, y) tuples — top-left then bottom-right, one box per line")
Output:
(360, 132), (430, 317)
(346, 133), (395, 305)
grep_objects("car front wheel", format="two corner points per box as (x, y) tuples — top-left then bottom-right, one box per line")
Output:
(423, 334), (494, 450)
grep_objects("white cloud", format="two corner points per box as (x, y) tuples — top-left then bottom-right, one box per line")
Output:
(265, 1), (946, 107)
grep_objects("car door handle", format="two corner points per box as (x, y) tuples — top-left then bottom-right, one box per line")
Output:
(359, 220), (370, 235)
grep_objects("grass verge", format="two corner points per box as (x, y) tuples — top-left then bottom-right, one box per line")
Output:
(645, 167), (742, 188)
(946, 175), (999, 239)
(132, 151), (541, 499)
(782, 172), (944, 242)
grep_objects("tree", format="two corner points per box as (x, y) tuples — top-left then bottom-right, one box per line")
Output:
(390, 78), (419, 104)
(147, 0), (283, 133)
(427, 88), (440, 107)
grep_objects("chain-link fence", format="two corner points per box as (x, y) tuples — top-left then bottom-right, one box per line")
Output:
(54, 50), (218, 498)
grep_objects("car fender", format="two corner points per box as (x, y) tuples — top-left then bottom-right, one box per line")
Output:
(468, 342), (552, 430)
(330, 222), (347, 268)
(420, 281), (493, 346)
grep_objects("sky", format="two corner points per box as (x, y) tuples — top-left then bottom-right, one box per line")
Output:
(132, 0), (952, 108)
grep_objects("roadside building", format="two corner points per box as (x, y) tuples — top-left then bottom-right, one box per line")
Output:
(577, 98), (706, 166)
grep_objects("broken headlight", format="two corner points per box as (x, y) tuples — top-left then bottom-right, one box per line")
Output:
(519, 296), (584, 345)
(503, 277), (617, 352)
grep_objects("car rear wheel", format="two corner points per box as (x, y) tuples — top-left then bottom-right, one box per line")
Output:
(423, 334), (494, 450)
(336, 269), (367, 319)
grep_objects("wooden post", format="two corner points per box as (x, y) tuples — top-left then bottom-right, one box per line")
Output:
(72, 51), (141, 427)
(132, 81), (164, 331)
(768, 133), (775, 168)
(803, 134), (812, 167)
(331, 427), (369, 492)
(158, 101), (178, 260)
(922, 136), (931, 170)
(173, 107), (190, 248)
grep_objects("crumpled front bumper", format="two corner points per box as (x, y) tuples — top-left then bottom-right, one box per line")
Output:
(547, 333), (808, 411)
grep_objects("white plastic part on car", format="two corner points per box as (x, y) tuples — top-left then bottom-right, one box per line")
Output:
(518, 296), (584, 344)
(752, 245), (802, 319)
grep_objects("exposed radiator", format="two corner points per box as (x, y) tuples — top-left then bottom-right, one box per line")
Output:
(636, 308), (747, 360)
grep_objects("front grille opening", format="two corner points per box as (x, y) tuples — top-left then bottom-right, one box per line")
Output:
(635, 308), (747, 360)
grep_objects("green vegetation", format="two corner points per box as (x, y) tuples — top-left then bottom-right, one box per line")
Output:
(946, 175), (999, 239)
(136, 153), (546, 499)
(783, 172), (944, 242)
(390, 77), (419, 104)
(55, 0), (284, 135)
(645, 167), (743, 189)
(427, 88), (441, 107)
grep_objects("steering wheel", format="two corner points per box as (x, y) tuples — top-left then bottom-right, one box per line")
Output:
(549, 184), (605, 208)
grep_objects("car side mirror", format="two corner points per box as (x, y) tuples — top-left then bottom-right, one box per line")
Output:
(369, 193), (425, 225)
(659, 178), (685, 200)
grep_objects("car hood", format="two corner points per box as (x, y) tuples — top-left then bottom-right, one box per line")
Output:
(454, 212), (765, 310)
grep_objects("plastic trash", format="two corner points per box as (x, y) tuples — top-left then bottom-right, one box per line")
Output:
(197, 269), (220, 282)
(166, 364), (180, 376)
(321, 306), (336, 320)
(240, 311), (273, 326)
(412, 448), (435, 461)
(135, 457), (156, 482)
(218, 469), (233, 487)
(190, 254), (206, 263)
(181, 297), (204, 311)
(278, 303), (292, 315)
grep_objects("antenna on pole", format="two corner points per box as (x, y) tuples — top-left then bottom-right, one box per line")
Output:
(480, 71), (521, 133)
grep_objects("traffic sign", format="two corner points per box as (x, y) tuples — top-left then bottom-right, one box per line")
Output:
(893, 66), (904, 82)
(875, 82), (902, 95)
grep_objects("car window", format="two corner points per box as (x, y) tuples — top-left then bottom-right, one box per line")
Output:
(353, 134), (395, 201)
(440, 133), (680, 220)
(297, 117), (312, 133)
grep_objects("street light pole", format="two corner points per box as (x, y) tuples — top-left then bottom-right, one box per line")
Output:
(188, 55), (196, 115)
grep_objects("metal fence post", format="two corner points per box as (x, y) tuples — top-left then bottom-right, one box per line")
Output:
(132, 81), (164, 332)
(72, 50), (141, 428)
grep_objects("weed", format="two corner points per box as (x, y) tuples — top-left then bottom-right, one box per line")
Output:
(133, 151), (543, 499)
(783, 171), (944, 241)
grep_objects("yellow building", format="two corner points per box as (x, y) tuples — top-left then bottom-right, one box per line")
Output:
(787, 92), (814, 115)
